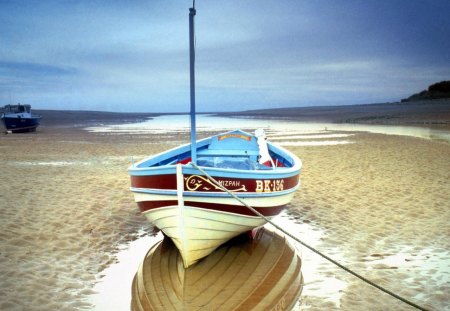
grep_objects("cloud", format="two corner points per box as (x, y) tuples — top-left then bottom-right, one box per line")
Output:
(0, 1), (449, 111)
(0, 61), (77, 77)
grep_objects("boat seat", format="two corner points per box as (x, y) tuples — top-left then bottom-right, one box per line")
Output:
(197, 131), (260, 161)
(197, 148), (259, 157)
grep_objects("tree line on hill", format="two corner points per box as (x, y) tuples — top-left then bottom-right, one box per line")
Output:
(402, 80), (450, 102)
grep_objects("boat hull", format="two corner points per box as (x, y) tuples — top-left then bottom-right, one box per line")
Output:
(142, 205), (267, 266)
(1, 116), (41, 132)
(136, 190), (296, 266)
(131, 165), (300, 267)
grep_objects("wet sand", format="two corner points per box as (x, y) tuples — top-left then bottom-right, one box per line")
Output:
(290, 133), (450, 310)
(0, 111), (449, 310)
(217, 99), (450, 128)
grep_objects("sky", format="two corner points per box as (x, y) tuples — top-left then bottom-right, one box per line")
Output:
(1, 0), (449, 112)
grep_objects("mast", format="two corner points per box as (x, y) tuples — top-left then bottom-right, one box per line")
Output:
(189, 1), (197, 164)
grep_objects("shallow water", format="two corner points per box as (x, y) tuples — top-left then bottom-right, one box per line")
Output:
(86, 114), (450, 143)
(89, 230), (162, 310)
(90, 207), (448, 310)
(89, 212), (322, 310)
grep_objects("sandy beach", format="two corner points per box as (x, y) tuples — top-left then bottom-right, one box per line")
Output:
(0, 106), (449, 310)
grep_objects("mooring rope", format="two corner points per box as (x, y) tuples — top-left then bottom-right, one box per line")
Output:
(190, 163), (428, 311)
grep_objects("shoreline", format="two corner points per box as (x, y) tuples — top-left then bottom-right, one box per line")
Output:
(34, 110), (162, 128)
(29, 99), (450, 130)
(215, 99), (450, 129)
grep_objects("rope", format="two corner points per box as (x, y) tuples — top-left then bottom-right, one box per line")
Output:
(190, 162), (428, 311)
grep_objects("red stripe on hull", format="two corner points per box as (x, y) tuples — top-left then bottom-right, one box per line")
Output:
(131, 174), (299, 193)
(131, 175), (176, 189)
(137, 200), (288, 217)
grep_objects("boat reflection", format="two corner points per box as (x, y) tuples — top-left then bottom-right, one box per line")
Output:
(131, 227), (303, 310)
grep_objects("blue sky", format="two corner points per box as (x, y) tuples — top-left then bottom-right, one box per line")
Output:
(1, 0), (449, 112)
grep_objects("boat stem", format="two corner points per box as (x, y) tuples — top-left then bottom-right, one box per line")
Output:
(189, 3), (197, 164)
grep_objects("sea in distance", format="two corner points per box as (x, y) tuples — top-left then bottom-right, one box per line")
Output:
(87, 114), (450, 144)
(87, 114), (449, 311)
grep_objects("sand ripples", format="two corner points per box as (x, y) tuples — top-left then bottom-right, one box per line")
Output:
(1, 119), (449, 310)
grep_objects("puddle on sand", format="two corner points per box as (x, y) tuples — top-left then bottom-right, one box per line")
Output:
(129, 226), (303, 310)
(85, 114), (450, 143)
(89, 231), (163, 311)
(88, 211), (333, 310)
(277, 140), (354, 147)
(270, 134), (355, 140)
(9, 160), (92, 166)
(86, 115), (360, 148)
(88, 209), (444, 310)
(274, 212), (347, 309)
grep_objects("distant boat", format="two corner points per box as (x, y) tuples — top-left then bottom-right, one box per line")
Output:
(128, 3), (302, 268)
(1, 104), (41, 133)
(131, 227), (304, 310)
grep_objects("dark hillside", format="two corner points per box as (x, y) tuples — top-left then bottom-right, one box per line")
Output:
(402, 80), (450, 102)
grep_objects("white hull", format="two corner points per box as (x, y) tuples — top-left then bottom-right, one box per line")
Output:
(142, 204), (271, 267)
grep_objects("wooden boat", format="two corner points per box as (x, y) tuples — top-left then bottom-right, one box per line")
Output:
(128, 3), (302, 268)
(129, 129), (301, 267)
(1, 104), (41, 133)
(131, 227), (304, 311)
